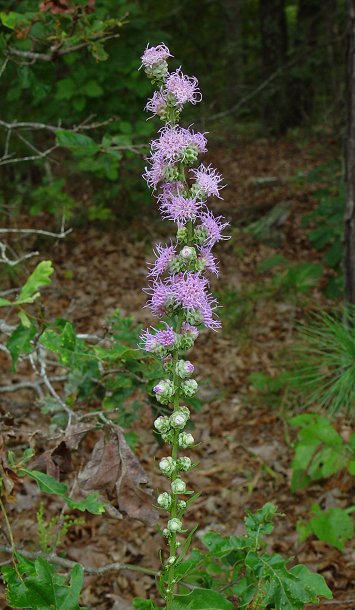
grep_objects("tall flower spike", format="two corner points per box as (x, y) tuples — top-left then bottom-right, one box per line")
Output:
(140, 42), (227, 609)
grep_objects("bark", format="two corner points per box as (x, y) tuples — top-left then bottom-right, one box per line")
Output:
(221, 0), (243, 105)
(345, 0), (355, 305)
(259, 0), (288, 131)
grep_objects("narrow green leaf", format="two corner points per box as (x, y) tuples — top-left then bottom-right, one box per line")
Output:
(21, 468), (67, 497)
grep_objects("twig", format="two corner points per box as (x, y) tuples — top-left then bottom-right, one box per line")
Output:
(35, 350), (75, 424)
(0, 241), (39, 266)
(0, 57), (9, 78)
(0, 117), (114, 134)
(0, 227), (72, 238)
(0, 381), (44, 399)
(0, 545), (157, 576)
(6, 33), (121, 63)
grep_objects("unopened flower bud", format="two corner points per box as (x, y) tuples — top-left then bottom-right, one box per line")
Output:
(157, 492), (172, 509)
(154, 416), (170, 433)
(170, 409), (189, 429)
(180, 145), (198, 165)
(159, 456), (176, 475)
(163, 528), (170, 537)
(171, 478), (186, 494)
(177, 227), (188, 244)
(175, 359), (194, 379)
(178, 500), (187, 510)
(178, 432), (194, 448)
(177, 456), (192, 471)
(181, 378), (198, 397)
(168, 518), (182, 532)
(185, 309), (203, 326)
(145, 60), (169, 82)
(167, 555), (176, 565)
(180, 246), (196, 261)
(153, 379), (175, 404)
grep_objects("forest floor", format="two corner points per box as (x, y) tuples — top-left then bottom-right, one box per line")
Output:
(0, 135), (354, 609)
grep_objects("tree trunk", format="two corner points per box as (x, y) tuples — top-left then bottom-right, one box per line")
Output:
(345, 0), (355, 305)
(221, 0), (244, 106)
(259, 0), (288, 132)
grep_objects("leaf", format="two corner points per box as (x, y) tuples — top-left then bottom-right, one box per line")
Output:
(133, 600), (159, 610)
(7, 322), (36, 370)
(0, 296), (13, 307)
(171, 588), (234, 610)
(305, 506), (354, 551)
(83, 80), (103, 97)
(59, 564), (84, 610)
(21, 468), (68, 496)
(290, 565), (332, 600)
(55, 130), (99, 155)
(77, 425), (158, 525)
(1, 558), (86, 609)
(16, 260), (54, 305)
(66, 492), (105, 515)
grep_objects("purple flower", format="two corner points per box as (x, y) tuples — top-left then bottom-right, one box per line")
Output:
(159, 190), (204, 224)
(181, 322), (199, 340)
(141, 43), (172, 68)
(145, 91), (167, 117)
(198, 247), (219, 275)
(166, 68), (202, 106)
(143, 155), (165, 189)
(198, 210), (230, 246)
(146, 280), (173, 317)
(190, 164), (224, 198)
(148, 243), (176, 278)
(150, 126), (207, 165)
(169, 273), (220, 330)
(141, 324), (176, 352)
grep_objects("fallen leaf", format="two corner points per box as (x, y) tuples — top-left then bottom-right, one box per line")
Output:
(77, 425), (158, 526)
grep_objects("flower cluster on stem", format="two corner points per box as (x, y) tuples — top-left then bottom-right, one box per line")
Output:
(140, 43), (228, 609)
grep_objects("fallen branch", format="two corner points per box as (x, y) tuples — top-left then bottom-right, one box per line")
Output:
(0, 545), (157, 576)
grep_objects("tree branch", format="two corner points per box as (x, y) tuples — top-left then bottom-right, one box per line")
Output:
(0, 544), (157, 576)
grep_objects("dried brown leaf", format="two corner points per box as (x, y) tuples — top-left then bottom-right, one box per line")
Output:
(77, 425), (158, 526)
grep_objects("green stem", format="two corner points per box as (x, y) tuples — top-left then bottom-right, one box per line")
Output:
(166, 313), (183, 610)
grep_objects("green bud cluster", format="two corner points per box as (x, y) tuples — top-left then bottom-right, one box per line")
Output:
(145, 60), (169, 82)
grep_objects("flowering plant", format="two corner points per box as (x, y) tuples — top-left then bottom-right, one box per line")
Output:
(138, 44), (333, 610)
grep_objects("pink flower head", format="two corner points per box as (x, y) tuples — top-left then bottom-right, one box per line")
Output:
(141, 43), (172, 68)
(140, 324), (176, 352)
(148, 243), (176, 278)
(151, 125), (207, 165)
(198, 247), (219, 275)
(166, 68), (202, 106)
(146, 280), (174, 317)
(169, 273), (220, 330)
(181, 322), (199, 340)
(190, 164), (224, 199)
(198, 210), (230, 246)
(143, 154), (165, 189)
(145, 91), (167, 117)
(159, 190), (204, 224)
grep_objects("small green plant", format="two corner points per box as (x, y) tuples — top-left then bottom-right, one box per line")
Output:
(36, 503), (84, 553)
(257, 255), (323, 299)
(134, 503), (332, 609)
(297, 504), (354, 552)
(2, 556), (87, 610)
(296, 308), (355, 416)
(290, 413), (354, 551)
(290, 413), (355, 492)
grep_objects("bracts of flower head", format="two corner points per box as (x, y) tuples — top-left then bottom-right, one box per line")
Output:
(139, 43), (229, 608)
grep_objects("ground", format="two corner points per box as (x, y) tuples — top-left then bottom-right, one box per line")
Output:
(0, 135), (353, 609)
